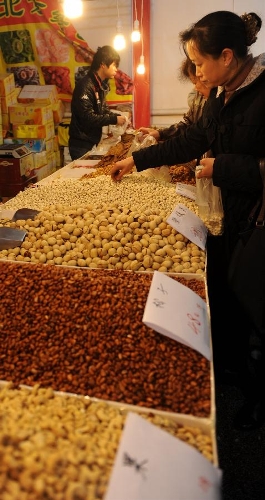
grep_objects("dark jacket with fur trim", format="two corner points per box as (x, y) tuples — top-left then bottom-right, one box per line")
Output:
(133, 54), (265, 255)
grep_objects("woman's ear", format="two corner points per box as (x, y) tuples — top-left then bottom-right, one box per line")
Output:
(222, 48), (233, 67)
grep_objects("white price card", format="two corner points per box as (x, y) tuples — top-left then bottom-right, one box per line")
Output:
(176, 182), (197, 200)
(104, 412), (222, 500)
(167, 203), (207, 250)
(142, 271), (211, 360)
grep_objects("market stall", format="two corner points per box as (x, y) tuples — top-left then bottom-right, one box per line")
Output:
(0, 131), (222, 497)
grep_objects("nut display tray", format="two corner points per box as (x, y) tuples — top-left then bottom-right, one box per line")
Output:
(0, 262), (212, 419)
(0, 380), (218, 500)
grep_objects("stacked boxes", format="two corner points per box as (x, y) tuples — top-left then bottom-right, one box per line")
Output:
(12, 122), (55, 140)
(0, 104), (2, 147)
(0, 73), (16, 95)
(4, 84), (66, 187)
(8, 103), (53, 125)
(0, 146), (36, 197)
(17, 84), (58, 105)
(0, 73), (17, 142)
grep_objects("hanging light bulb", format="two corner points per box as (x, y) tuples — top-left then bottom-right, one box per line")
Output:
(113, 0), (126, 51)
(137, 54), (145, 75)
(63, 0), (83, 19)
(113, 19), (126, 50)
(136, 0), (145, 75)
(131, 19), (141, 42)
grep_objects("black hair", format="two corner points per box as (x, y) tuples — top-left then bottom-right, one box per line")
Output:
(90, 45), (120, 71)
(179, 11), (262, 60)
(179, 57), (196, 82)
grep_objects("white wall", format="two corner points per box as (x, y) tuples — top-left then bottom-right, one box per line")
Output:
(73, 0), (132, 78)
(73, 0), (265, 127)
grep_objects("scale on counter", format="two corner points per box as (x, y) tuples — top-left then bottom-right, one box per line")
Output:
(0, 144), (31, 158)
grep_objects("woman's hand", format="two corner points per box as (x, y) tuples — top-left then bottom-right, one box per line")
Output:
(117, 115), (127, 126)
(111, 156), (135, 181)
(138, 127), (160, 141)
(196, 157), (215, 178)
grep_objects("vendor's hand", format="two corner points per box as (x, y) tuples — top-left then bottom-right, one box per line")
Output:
(117, 115), (127, 126)
(138, 127), (160, 141)
(111, 156), (135, 181)
(196, 158), (215, 178)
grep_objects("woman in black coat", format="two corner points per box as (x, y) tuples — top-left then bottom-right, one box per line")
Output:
(111, 11), (265, 431)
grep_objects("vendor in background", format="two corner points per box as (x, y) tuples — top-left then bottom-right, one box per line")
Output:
(69, 45), (127, 161)
(111, 11), (265, 431)
(138, 57), (211, 144)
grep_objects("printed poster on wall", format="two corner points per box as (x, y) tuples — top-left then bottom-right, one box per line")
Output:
(0, 0), (133, 103)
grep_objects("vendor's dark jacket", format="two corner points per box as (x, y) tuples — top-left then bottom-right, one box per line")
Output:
(132, 54), (265, 256)
(69, 71), (119, 151)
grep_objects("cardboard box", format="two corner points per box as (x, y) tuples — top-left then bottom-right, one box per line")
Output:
(47, 151), (56, 172)
(33, 151), (47, 169)
(1, 113), (10, 129)
(52, 99), (65, 124)
(9, 103), (53, 125)
(3, 138), (46, 153)
(0, 175), (37, 198)
(53, 134), (60, 152)
(35, 164), (48, 181)
(1, 89), (18, 114)
(45, 137), (54, 154)
(12, 121), (55, 140)
(55, 149), (63, 168)
(0, 73), (15, 96)
(17, 85), (58, 105)
(0, 152), (35, 184)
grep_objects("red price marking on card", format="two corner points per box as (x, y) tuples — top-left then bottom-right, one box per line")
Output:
(198, 475), (213, 492)
(187, 312), (201, 335)
(190, 226), (204, 242)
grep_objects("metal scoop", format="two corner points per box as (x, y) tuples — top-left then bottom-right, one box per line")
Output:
(12, 208), (40, 221)
(0, 227), (27, 250)
(0, 207), (39, 250)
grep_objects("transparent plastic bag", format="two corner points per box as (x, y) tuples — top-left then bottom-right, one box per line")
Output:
(109, 112), (130, 139)
(127, 132), (157, 156)
(127, 133), (172, 182)
(195, 165), (224, 235)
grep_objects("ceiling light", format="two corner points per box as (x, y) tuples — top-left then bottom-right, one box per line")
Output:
(63, 0), (83, 19)
(131, 19), (141, 42)
(113, 0), (126, 51)
(136, 0), (145, 75)
(113, 19), (126, 50)
(137, 54), (145, 75)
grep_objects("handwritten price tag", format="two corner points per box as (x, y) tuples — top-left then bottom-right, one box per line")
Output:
(142, 271), (211, 359)
(105, 413), (222, 500)
(176, 182), (197, 200)
(167, 203), (207, 250)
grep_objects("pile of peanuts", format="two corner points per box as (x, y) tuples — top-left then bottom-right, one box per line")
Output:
(0, 261), (211, 417)
(0, 383), (214, 500)
(1, 169), (223, 236)
(2, 174), (198, 215)
(0, 202), (206, 273)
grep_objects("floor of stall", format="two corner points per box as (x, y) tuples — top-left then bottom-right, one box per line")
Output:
(215, 381), (265, 500)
